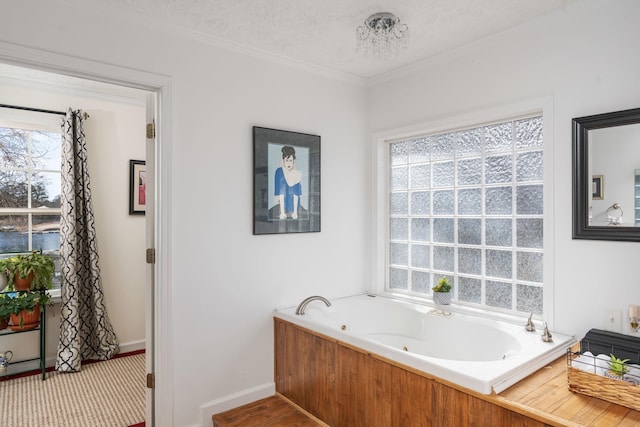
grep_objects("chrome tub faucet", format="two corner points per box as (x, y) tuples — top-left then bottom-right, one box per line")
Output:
(295, 295), (331, 315)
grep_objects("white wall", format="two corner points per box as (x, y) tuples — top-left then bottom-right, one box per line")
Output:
(167, 45), (368, 427)
(0, 1), (369, 425)
(0, 77), (147, 362)
(368, 0), (640, 339)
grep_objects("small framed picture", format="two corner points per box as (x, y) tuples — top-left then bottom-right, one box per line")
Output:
(253, 126), (321, 235)
(592, 175), (603, 200)
(129, 160), (146, 215)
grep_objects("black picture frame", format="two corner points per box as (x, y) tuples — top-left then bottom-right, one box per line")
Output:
(129, 160), (146, 215)
(253, 126), (320, 234)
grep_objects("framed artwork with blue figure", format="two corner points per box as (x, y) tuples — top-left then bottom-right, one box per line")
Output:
(253, 126), (320, 234)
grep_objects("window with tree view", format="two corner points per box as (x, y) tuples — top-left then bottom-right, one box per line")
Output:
(388, 115), (544, 315)
(0, 120), (61, 288)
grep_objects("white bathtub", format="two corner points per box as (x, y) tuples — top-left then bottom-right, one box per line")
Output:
(274, 294), (574, 394)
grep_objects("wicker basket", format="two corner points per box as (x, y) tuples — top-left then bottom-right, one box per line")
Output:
(567, 348), (640, 411)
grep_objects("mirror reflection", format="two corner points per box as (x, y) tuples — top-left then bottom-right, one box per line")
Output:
(588, 123), (640, 226)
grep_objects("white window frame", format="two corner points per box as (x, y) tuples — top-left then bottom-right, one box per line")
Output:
(372, 98), (555, 325)
(0, 108), (63, 298)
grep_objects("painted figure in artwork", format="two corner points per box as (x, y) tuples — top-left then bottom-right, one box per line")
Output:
(274, 145), (302, 219)
(138, 171), (146, 205)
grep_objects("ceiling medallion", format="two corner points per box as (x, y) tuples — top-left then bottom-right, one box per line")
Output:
(356, 12), (409, 59)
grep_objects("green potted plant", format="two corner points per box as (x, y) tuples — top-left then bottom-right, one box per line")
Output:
(0, 257), (16, 290)
(432, 276), (452, 305)
(606, 353), (629, 379)
(5, 291), (51, 330)
(0, 294), (11, 330)
(0, 252), (55, 291)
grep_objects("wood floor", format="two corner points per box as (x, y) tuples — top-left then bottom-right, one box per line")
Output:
(212, 394), (326, 427)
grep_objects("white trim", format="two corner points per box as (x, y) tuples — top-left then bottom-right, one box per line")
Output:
(371, 97), (555, 320)
(0, 42), (168, 91)
(199, 382), (275, 427)
(8, 339), (145, 375)
(542, 98), (556, 329)
(0, 67), (148, 108)
(0, 208), (61, 214)
(0, 41), (174, 427)
(371, 131), (388, 295)
(42, 339), (146, 368)
(118, 339), (146, 354)
(366, 0), (599, 86)
(154, 81), (174, 427)
(372, 99), (552, 143)
(167, 25), (365, 86)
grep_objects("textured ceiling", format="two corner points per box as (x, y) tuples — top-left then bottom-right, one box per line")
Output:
(91, 0), (582, 79)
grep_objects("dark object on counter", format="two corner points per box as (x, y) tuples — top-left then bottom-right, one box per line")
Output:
(579, 328), (640, 364)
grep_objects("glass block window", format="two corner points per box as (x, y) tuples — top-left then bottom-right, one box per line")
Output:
(387, 115), (544, 315)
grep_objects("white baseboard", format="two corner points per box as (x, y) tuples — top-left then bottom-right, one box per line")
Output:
(119, 339), (146, 354)
(42, 339), (145, 368)
(199, 382), (275, 427)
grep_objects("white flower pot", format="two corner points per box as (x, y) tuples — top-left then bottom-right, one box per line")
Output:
(433, 291), (452, 305)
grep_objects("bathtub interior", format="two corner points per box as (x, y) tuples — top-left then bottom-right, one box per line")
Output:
(275, 294), (575, 394)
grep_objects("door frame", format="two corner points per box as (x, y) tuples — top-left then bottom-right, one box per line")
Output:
(0, 41), (174, 426)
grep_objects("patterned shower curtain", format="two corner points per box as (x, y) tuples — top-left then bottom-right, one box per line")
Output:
(56, 109), (119, 372)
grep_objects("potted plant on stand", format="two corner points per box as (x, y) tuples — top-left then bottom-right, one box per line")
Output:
(0, 252), (56, 291)
(432, 276), (452, 305)
(6, 291), (51, 331)
(0, 294), (11, 330)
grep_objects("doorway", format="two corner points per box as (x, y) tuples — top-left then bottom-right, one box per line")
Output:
(0, 55), (170, 426)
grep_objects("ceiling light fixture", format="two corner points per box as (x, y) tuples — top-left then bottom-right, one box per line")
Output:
(356, 12), (408, 59)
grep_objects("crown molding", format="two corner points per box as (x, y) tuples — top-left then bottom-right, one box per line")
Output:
(58, 0), (366, 87)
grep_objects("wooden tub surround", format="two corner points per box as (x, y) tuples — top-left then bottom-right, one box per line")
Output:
(272, 318), (640, 427)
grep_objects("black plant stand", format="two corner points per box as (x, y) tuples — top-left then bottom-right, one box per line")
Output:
(0, 290), (47, 380)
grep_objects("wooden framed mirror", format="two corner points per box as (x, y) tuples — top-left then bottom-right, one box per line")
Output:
(573, 107), (640, 241)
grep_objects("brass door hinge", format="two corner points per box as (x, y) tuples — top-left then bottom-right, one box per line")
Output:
(146, 122), (156, 139)
(147, 373), (155, 389)
(146, 248), (156, 264)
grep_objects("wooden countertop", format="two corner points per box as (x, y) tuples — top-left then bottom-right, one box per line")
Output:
(494, 355), (640, 426)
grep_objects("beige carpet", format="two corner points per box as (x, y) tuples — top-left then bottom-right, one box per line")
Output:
(0, 353), (145, 427)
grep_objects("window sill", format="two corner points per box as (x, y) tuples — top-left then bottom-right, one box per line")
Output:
(378, 290), (539, 329)
(49, 288), (61, 304)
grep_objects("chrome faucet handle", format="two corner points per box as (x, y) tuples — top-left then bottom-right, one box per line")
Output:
(525, 313), (536, 332)
(541, 322), (553, 342)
